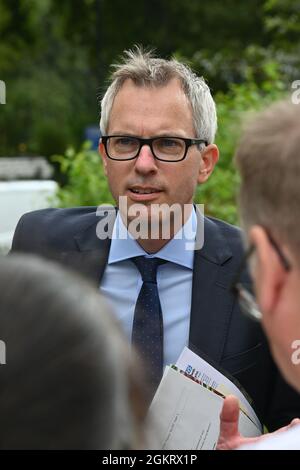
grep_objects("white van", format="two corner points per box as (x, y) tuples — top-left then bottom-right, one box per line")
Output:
(0, 180), (58, 254)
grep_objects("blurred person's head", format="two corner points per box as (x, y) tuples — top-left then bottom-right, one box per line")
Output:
(234, 99), (300, 393)
(0, 254), (147, 449)
(99, 46), (219, 251)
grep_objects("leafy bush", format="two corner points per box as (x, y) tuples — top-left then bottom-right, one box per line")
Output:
(195, 62), (286, 225)
(53, 142), (113, 208)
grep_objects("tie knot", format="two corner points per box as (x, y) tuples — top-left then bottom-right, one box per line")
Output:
(132, 256), (166, 283)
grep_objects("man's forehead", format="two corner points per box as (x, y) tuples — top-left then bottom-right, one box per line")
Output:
(109, 78), (192, 121)
(106, 77), (195, 136)
(114, 76), (185, 99)
(123, 75), (181, 86)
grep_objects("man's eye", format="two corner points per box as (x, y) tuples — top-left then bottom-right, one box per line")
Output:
(115, 138), (134, 146)
(159, 138), (180, 148)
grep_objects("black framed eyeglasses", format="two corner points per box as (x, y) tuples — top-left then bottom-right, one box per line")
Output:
(231, 230), (292, 322)
(101, 135), (208, 162)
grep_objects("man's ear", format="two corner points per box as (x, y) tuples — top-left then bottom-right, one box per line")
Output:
(99, 142), (108, 176)
(197, 144), (219, 184)
(250, 226), (287, 317)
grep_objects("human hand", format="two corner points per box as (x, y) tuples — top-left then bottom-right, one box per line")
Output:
(216, 395), (300, 450)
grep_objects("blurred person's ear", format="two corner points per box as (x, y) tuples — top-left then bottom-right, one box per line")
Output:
(249, 226), (288, 319)
(197, 144), (219, 184)
(99, 142), (108, 176)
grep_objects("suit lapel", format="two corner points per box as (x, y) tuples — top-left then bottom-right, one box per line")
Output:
(189, 213), (234, 365)
(60, 207), (116, 285)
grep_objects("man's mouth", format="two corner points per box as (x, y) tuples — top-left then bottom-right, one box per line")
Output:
(127, 186), (163, 202)
(129, 186), (162, 194)
(130, 188), (160, 194)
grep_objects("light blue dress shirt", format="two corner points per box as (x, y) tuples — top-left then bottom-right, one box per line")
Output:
(100, 208), (197, 367)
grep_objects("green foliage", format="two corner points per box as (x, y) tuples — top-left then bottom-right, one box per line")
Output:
(0, 0), (97, 156)
(52, 142), (113, 207)
(264, 0), (300, 42)
(195, 62), (286, 225)
(0, 69), (72, 156)
(0, 0), (298, 224)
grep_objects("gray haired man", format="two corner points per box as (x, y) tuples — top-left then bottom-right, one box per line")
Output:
(12, 48), (300, 432)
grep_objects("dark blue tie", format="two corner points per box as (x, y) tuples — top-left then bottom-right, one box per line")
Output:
(131, 256), (166, 390)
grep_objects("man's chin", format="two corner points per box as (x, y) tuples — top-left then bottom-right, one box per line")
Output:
(117, 197), (188, 240)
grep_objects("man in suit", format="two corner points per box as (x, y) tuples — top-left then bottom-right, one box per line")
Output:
(11, 47), (300, 431)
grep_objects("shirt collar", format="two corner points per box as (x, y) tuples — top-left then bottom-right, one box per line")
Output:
(108, 208), (197, 269)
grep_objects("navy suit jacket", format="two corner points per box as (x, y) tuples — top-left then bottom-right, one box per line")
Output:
(11, 206), (300, 431)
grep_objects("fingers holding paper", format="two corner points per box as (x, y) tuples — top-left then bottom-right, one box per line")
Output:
(217, 395), (300, 450)
(217, 395), (246, 449)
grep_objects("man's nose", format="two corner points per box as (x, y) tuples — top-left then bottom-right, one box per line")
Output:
(134, 144), (158, 174)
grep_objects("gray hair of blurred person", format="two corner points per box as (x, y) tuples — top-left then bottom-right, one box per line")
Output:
(235, 99), (300, 264)
(100, 45), (217, 144)
(0, 254), (147, 450)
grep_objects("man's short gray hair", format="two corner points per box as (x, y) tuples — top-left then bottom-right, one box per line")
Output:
(235, 99), (300, 265)
(100, 46), (217, 143)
